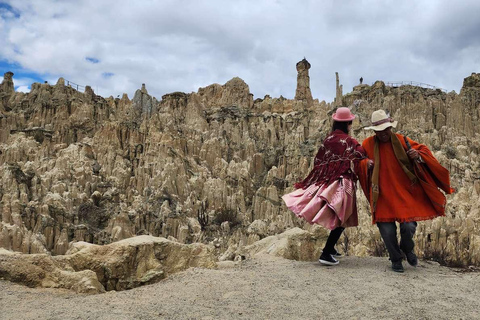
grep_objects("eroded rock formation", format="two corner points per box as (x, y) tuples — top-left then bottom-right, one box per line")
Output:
(335, 72), (343, 106)
(0, 235), (216, 293)
(241, 227), (329, 261)
(0, 66), (479, 278)
(295, 58), (313, 106)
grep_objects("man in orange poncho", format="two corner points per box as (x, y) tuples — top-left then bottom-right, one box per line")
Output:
(358, 110), (454, 273)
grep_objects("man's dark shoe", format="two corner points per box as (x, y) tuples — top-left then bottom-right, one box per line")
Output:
(392, 261), (404, 273)
(405, 251), (418, 267)
(319, 253), (339, 266)
(331, 248), (343, 258)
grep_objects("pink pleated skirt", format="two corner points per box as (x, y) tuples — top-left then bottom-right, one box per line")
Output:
(282, 178), (358, 230)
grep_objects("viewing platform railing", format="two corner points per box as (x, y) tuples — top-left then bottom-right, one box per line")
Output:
(65, 79), (86, 91)
(383, 81), (447, 92)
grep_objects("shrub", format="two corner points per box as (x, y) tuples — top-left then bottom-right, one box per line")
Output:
(197, 200), (209, 231)
(214, 208), (241, 228)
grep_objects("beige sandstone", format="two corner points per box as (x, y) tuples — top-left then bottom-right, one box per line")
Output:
(0, 235), (216, 293)
(0, 66), (479, 291)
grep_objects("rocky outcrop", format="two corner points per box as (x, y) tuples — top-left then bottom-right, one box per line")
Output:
(0, 248), (104, 294)
(132, 83), (158, 120)
(0, 235), (216, 293)
(0, 67), (479, 270)
(335, 72), (343, 106)
(295, 58), (313, 105)
(241, 227), (329, 261)
(0, 72), (15, 112)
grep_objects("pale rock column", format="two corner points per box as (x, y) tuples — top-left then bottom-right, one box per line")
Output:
(295, 58), (313, 105)
(335, 72), (343, 106)
(0, 71), (15, 110)
(0, 71), (14, 94)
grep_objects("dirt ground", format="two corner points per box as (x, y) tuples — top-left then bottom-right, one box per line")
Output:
(1, 255), (479, 320)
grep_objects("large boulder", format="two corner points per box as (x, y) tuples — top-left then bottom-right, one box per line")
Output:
(0, 248), (104, 294)
(0, 235), (216, 293)
(241, 227), (329, 261)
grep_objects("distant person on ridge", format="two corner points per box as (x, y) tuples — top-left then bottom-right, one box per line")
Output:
(282, 107), (366, 266)
(357, 110), (454, 272)
(360, 77), (363, 84)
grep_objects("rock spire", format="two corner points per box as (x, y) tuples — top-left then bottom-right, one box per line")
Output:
(295, 58), (313, 105)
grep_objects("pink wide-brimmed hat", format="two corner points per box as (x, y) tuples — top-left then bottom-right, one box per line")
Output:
(332, 107), (356, 122)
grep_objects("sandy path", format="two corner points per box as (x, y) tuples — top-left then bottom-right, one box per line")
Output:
(1, 256), (479, 320)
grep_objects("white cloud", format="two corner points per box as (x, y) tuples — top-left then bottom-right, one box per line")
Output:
(13, 76), (36, 87)
(1, 0), (479, 102)
(15, 85), (30, 93)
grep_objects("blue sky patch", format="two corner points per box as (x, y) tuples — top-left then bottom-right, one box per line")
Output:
(102, 72), (114, 78)
(0, 60), (43, 80)
(0, 59), (46, 91)
(0, 2), (20, 19)
(86, 57), (100, 64)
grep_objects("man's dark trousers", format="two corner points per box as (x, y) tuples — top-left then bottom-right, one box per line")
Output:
(377, 221), (417, 262)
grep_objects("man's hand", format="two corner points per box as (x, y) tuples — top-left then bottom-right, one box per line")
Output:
(367, 159), (374, 170)
(407, 149), (420, 161)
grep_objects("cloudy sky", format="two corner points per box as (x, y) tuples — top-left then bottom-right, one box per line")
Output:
(1, 0), (479, 103)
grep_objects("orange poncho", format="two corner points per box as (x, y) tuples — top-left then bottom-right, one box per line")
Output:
(358, 133), (454, 223)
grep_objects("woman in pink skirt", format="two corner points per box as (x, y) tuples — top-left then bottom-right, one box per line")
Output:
(282, 107), (367, 265)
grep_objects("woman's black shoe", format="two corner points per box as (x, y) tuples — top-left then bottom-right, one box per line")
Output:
(319, 253), (339, 266)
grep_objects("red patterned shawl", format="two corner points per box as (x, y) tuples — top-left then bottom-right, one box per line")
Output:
(295, 130), (366, 189)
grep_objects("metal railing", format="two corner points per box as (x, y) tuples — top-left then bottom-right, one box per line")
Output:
(383, 81), (447, 93)
(65, 79), (86, 92)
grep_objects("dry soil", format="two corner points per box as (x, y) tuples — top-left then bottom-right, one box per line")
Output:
(1, 255), (479, 320)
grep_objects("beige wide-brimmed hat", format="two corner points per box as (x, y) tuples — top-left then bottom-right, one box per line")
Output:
(364, 110), (398, 131)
